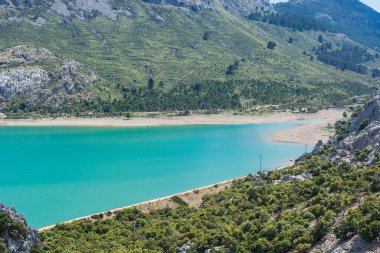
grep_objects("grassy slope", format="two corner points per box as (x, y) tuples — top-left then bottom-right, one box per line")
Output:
(1, 2), (379, 92)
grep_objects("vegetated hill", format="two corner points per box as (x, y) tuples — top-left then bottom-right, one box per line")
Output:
(275, 0), (380, 49)
(0, 0), (379, 117)
(37, 95), (380, 252)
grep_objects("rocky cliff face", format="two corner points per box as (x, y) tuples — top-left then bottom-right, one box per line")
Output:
(1, 0), (270, 20)
(0, 203), (41, 253)
(315, 95), (380, 165)
(139, 0), (270, 15)
(0, 45), (96, 109)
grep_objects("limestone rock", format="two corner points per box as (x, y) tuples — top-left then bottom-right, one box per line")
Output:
(0, 202), (40, 253)
(349, 95), (380, 133)
(0, 45), (97, 108)
(311, 95), (380, 165)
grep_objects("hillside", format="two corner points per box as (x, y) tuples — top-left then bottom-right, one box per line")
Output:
(275, 0), (380, 49)
(24, 95), (378, 252)
(0, 0), (379, 116)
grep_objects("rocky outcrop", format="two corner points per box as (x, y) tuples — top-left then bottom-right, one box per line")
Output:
(275, 172), (312, 183)
(1, 0), (270, 21)
(349, 95), (380, 133)
(315, 235), (380, 253)
(176, 242), (192, 253)
(307, 95), (380, 165)
(0, 203), (40, 253)
(0, 69), (50, 99)
(0, 45), (97, 108)
(323, 95), (380, 165)
(141, 0), (270, 15)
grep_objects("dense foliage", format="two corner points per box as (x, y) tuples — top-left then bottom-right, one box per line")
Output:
(336, 189), (380, 241)
(247, 11), (327, 32)
(315, 43), (376, 74)
(275, 0), (380, 48)
(373, 68), (380, 78)
(40, 156), (380, 252)
(2, 80), (376, 118)
(0, 213), (28, 240)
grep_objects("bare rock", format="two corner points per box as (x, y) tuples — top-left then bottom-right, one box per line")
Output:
(0, 45), (97, 108)
(0, 69), (50, 99)
(349, 95), (380, 133)
(0, 202), (41, 253)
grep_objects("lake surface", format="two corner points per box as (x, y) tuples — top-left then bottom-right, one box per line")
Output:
(0, 122), (309, 228)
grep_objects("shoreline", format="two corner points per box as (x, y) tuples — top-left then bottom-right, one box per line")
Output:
(13, 109), (342, 232)
(0, 109), (343, 144)
(37, 177), (243, 232)
(0, 110), (341, 127)
(38, 162), (296, 232)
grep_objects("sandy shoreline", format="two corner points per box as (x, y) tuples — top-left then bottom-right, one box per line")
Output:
(0, 110), (339, 127)
(0, 109), (343, 144)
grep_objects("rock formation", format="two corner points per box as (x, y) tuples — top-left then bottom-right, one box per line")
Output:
(323, 95), (380, 165)
(0, 203), (41, 253)
(0, 45), (97, 109)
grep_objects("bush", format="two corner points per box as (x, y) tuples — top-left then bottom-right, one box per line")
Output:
(203, 31), (211, 40)
(170, 196), (188, 206)
(372, 68), (380, 78)
(360, 221), (380, 241)
(359, 119), (369, 131)
(370, 172), (380, 192)
(251, 238), (272, 253)
(0, 213), (28, 239)
(0, 238), (7, 253)
(295, 243), (311, 253)
(355, 149), (369, 162)
(267, 41), (276, 49)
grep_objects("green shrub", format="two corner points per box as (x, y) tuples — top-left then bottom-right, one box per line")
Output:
(267, 41), (276, 49)
(170, 196), (188, 206)
(359, 119), (369, 131)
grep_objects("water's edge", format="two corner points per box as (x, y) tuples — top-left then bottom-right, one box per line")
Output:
(1, 123), (307, 228)
(39, 163), (294, 231)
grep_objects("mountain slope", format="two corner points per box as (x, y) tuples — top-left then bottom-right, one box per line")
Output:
(0, 0), (379, 116)
(275, 0), (380, 48)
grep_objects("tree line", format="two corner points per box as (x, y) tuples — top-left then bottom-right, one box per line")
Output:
(247, 11), (328, 32)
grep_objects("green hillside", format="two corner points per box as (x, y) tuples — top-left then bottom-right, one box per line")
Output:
(275, 0), (380, 49)
(0, 0), (379, 116)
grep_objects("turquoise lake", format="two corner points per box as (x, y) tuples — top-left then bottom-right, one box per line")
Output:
(0, 122), (309, 228)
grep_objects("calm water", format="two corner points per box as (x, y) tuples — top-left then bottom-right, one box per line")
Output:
(0, 122), (308, 228)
